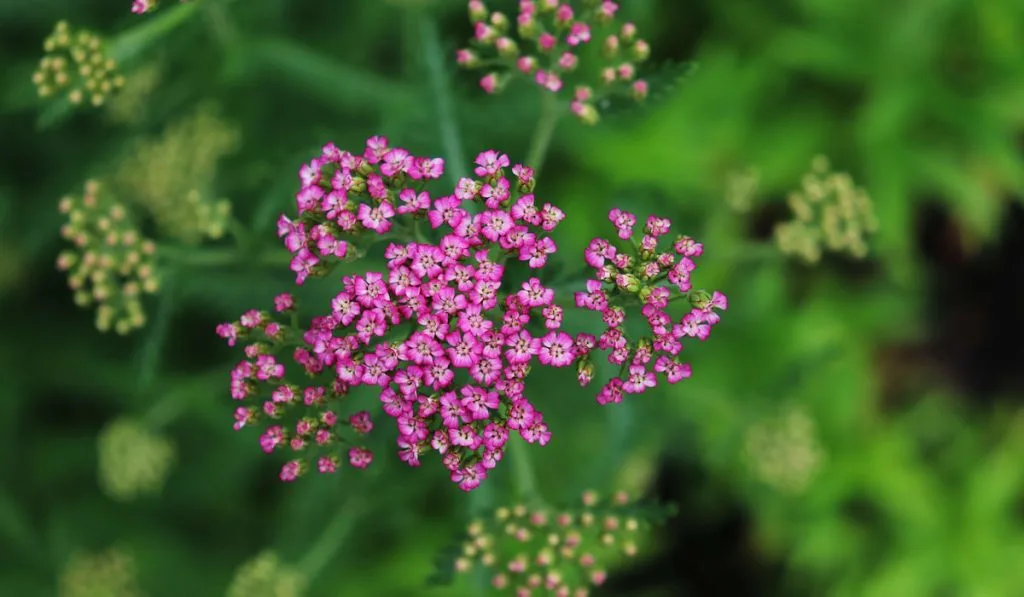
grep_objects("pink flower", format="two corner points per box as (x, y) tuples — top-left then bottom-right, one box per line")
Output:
(538, 331), (574, 367)
(348, 447), (374, 469)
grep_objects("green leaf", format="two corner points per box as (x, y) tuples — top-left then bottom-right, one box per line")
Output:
(596, 60), (697, 117)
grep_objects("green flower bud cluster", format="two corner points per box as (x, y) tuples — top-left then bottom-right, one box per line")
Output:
(114, 103), (239, 244)
(97, 417), (176, 502)
(775, 155), (879, 264)
(56, 180), (160, 335)
(59, 547), (144, 597)
(744, 406), (824, 494)
(227, 551), (307, 597)
(32, 21), (125, 108)
(453, 490), (651, 596)
(724, 166), (760, 214)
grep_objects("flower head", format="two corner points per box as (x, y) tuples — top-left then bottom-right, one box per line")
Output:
(574, 209), (725, 402)
(451, 490), (658, 595)
(227, 550), (307, 597)
(220, 138), (572, 492)
(56, 180), (160, 335)
(33, 21), (125, 108)
(59, 548), (143, 597)
(775, 155), (878, 264)
(456, 2), (652, 125)
(97, 416), (176, 501)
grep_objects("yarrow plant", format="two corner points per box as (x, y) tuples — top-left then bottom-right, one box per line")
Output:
(32, 21), (125, 108)
(219, 137), (577, 491)
(56, 180), (159, 335)
(97, 416), (176, 502)
(34, 3), (748, 591)
(218, 135), (726, 493)
(744, 405), (825, 494)
(575, 210), (727, 404)
(457, 0), (651, 124)
(775, 155), (879, 264)
(59, 547), (143, 597)
(448, 490), (668, 596)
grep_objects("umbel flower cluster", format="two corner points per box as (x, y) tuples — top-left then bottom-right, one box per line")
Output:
(226, 551), (307, 597)
(59, 547), (143, 597)
(457, 0), (651, 125)
(451, 490), (651, 596)
(56, 180), (159, 335)
(219, 136), (725, 491)
(97, 417), (176, 502)
(775, 155), (879, 264)
(575, 210), (727, 404)
(744, 405), (824, 494)
(114, 103), (238, 244)
(32, 21), (125, 108)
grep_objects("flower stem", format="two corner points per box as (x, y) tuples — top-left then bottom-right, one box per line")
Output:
(525, 92), (562, 177)
(419, 15), (468, 185)
(137, 272), (175, 391)
(295, 492), (363, 580)
(508, 435), (543, 506)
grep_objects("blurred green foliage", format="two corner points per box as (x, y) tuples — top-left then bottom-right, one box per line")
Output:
(1, 0), (1023, 596)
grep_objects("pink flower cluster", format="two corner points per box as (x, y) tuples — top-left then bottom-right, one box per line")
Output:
(575, 209), (727, 405)
(220, 138), (589, 491)
(457, 1), (651, 124)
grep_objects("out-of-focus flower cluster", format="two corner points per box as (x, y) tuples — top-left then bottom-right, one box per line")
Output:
(744, 406), (824, 494)
(724, 166), (760, 214)
(457, 1), (651, 124)
(226, 551), (307, 597)
(131, 0), (189, 15)
(575, 209), (727, 404)
(453, 490), (650, 596)
(59, 547), (144, 597)
(32, 21), (125, 108)
(219, 137), (578, 492)
(97, 417), (176, 502)
(57, 180), (159, 335)
(775, 156), (879, 264)
(115, 103), (238, 244)
(106, 62), (162, 126)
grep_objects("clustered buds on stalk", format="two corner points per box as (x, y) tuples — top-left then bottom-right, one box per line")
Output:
(131, 0), (188, 15)
(744, 406), (824, 494)
(775, 155), (879, 264)
(59, 547), (143, 597)
(219, 137), (579, 491)
(576, 210), (727, 404)
(453, 490), (649, 596)
(56, 180), (160, 335)
(457, 1), (651, 125)
(32, 21), (125, 108)
(114, 103), (239, 244)
(97, 417), (176, 502)
(227, 551), (307, 597)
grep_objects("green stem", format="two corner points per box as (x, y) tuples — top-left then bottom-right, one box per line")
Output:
(508, 436), (543, 506)
(524, 92), (563, 177)
(137, 271), (176, 392)
(295, 493), (363, 579)
(419, 16), (468, 184)
(110, 1), (202, 63)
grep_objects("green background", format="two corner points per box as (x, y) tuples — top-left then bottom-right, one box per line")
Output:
(1, 0), (1024, 595)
